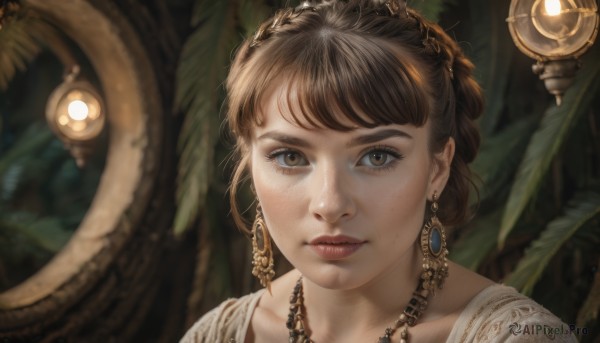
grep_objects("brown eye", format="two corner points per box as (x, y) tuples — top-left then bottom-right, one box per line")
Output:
(358, 148), (402, 168)
(368, 151), (387, 166)
(274, 151), (307, 167)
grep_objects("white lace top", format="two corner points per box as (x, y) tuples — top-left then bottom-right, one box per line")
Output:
(180, 284), (577, 342)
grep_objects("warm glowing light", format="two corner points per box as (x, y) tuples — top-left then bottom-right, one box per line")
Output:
(58, 115), (69, 126)
(545, 0), (562, 16)
(71, 121), (86, 132)
(67, 100), (89, 121)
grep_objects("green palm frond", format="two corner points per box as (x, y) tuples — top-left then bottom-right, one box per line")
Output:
(450, 208), (501, 270)
(0, 212), (69, 253)
(505, 191), (600, 296)
(471, 116), (537, 204)
(577, 268), (600, 328)
(408, 0), (456, 22)
(498, 46), (600, 247)
(0, 11), (49, 90)
(563, 114), (597, 190)
(467, 0), (513, 136)
(0, 123), (53, 176)
(174, 0), (239, 236)
(238, 0), (272, 37)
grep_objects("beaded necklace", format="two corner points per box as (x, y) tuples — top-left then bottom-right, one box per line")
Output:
(287, 277), (432, 343)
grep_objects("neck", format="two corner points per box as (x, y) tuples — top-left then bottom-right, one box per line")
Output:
(299, 245), (422, 339)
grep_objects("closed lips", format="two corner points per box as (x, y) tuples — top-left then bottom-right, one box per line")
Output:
(309, 236), (366, 245)
(308, 236), (366, 260)
(313, 241), (362, 245)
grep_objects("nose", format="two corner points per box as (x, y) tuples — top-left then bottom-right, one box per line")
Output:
(308, 162), (356, 224)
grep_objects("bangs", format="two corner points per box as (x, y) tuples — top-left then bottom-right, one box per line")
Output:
(227, 16), (432, 141)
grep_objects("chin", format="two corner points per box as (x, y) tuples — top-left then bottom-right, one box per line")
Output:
(298, 262), (372, 290)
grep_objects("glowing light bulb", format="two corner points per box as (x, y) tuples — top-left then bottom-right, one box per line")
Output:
(67, 100), (89, 121)
(545, 0), (562, 16)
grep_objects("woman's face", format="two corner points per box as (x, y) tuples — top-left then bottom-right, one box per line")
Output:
(250, 84), (453, 290)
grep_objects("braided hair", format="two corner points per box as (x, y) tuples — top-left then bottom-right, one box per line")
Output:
(227, 0), (483, 233)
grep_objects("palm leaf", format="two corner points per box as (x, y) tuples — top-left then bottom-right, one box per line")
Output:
(408, 0), (455, 22)
(467, 0), (514, 136)
(0, 123), (53, 176)
(238, 0), (272, 37)
(450, 208), (501, 270)
(576, 266), (600, 328)
(174, 0), (239, 235)
(0, 212), (70, 253)
(498, 46), (600, 247)
(504, 191), (600, 295)
(562, 115), (595, 190)
(0, 11), (50, 90)
(471, 116), (537, 205)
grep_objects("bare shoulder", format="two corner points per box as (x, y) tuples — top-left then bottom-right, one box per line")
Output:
(405, 261), (495, 341)
(429, 260), (496, 317)
(445, 261), (496, 295)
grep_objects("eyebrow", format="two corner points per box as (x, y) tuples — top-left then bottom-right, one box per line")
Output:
(257, 128), (413, 148)
(257, 132), (312, 147)
(347, 129), (413, 147)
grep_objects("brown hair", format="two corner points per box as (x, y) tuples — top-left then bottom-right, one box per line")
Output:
(226, 0), (483, 234)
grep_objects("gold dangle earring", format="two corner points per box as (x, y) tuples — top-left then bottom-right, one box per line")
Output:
(251, 204), (275, 290)
(419, 191), (449, 294)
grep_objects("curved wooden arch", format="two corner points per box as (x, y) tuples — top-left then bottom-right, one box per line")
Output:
(0, 0), (174, 340)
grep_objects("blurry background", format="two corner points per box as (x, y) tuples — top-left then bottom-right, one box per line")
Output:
(0, 0), (598, 342)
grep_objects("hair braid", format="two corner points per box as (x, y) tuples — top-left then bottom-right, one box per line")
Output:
(250, 8), (298, 48)
(396, 5), (483, 224)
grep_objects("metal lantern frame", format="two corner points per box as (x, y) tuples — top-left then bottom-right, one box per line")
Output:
(45, 69), (106, 167)
(507, 0), (599, 105)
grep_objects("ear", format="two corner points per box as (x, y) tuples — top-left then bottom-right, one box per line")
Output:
(428, 137), (455, 199)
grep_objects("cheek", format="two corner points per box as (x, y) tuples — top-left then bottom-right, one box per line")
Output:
(250, 153), (303, 237)
(368, 161), (431, 236)
(252, 153), (287, 207)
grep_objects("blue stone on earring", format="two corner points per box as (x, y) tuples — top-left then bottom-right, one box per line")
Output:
(429, 227), (442, 256)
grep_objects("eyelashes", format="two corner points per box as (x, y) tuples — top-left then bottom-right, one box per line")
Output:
(268, 150), (308, 167)
(264, 149), (307, 175)
(357, 146), (403, 170)
(264, 145), (404, 174)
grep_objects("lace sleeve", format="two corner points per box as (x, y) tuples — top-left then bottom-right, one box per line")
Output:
(447, 285), (577, 343)
(179, 290), (264, 343)
(179, 302), (227, 343)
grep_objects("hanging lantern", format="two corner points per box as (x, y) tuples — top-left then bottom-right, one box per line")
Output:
(46, 66), (105, 167)
(507, 0), (599, 105)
